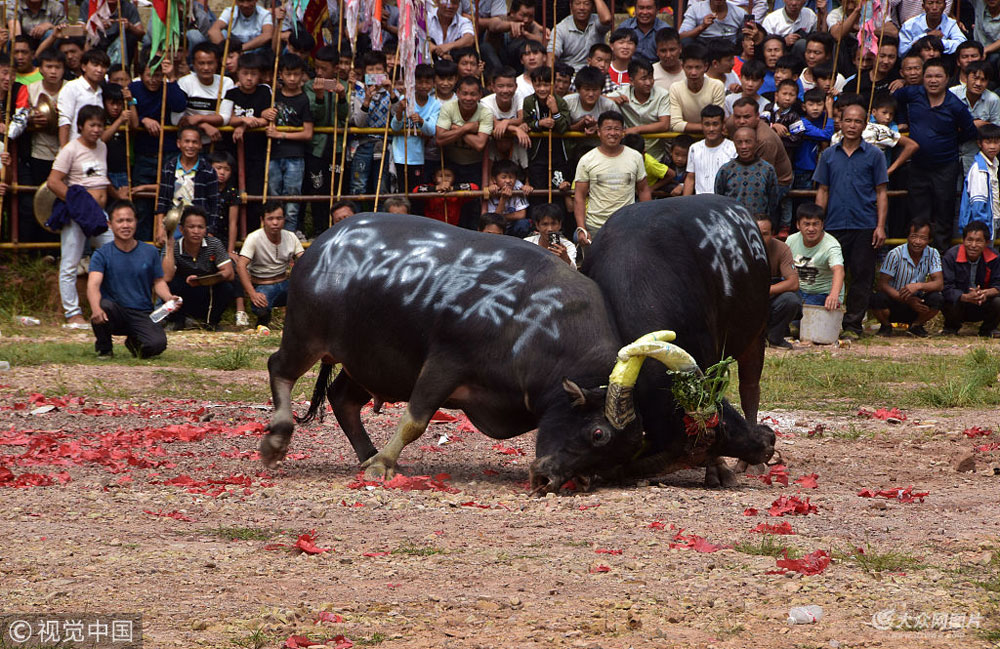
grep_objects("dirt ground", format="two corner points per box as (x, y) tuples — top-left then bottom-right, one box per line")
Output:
(1, 332), (999, 649)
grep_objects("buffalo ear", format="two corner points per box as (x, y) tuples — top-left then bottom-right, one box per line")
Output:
(562, 378), (588, 408)
(562, 378), (605, 409)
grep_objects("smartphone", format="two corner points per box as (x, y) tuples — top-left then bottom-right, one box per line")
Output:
(314, 78), (338, 92)
(63, 24), (86, 37)
(743, 15), (755, 27)
(548, 232), (561, 248)
(365, 73), (388, 87)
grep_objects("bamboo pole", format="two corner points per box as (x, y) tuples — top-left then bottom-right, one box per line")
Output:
(261, 3), (284, 204)
(867, 0), (890, 114)
(153, 0), (174, 242)
(547, 0), (557, 202)
(118, 2), (132, 194)
(0, 0), (19, 226)
(373, 39), (402, 211)
(215, 0), (238, 114)
(471, 0), (484, 85)
(827, 8), (844, 123)
(329, 0), (346, 213)
(336, 57), (354, 199)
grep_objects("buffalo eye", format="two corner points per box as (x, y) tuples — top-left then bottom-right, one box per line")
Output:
(591, 427), (611, 447)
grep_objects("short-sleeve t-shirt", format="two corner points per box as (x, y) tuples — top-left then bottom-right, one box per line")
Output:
(686, 139), (737, 195)
(436, 98), (494, 166)
(51, 138), (109, 188)
(786, 231), (845, 298)
(575, 146), (647, 231)
(272, 91), (313, 159)
(173, 236), (232, 278)
(90, 241), (163, 311)
(224, 84), (271, 158)
(766, 236), (796, 281)
(239, 228), (305, 281)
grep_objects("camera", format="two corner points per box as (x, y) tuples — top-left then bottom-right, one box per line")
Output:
(547, 232), (561, 247)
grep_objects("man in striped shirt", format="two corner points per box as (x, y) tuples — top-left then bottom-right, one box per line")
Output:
(870, 216), (944, 338)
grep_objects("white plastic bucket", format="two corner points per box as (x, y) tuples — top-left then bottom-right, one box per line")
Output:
(800, 304), (844, 344)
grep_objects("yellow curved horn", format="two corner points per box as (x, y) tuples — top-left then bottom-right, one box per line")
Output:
(605, 330), (701, 430)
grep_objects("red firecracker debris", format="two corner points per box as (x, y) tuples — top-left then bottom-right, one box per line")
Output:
(294, 530), (330, 554)
(595, 548), (623, 555)
(461, 501), (492, 509)
(362, 551), (390, 557)
(578, 503), (600, 511)
(807, 424), (825, 437)
(142, 509), (192, 521)
(768, 495), (818, 516)
(743, 508), (758, 516)
(589, 565), (611, 573)
(963, 426), (993, 438)
(975, 442), (1000, 452)
(794, 473), (819, 489)
(284, 635), (312, 648)
(771, 549), (831, 575)
(668, 530), (729, 553)
(752, 464), (789, 486)
(857, 486), (928, 503)
(314, 612), (343, 625)
(346, 472), (460, 494)
(649, 520), (667, 530)
(857, 407), (906, 421)
(491, 443), (526, 456)
(430, 411), (457, 422)
(752, 521), (795, 535)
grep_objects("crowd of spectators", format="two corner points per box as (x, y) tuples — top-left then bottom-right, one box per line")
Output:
(6, 0), (1000, 356)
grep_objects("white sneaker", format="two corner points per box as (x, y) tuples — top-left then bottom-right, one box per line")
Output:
(235, 311), (250, 327)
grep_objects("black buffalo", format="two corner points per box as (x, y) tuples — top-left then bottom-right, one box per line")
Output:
(262, 213), (687, 493)
(583, 196), (776, 487)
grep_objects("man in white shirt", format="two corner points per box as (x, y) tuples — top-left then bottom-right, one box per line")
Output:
(208, 0), (275, 53)
(56, 48), (108, 146)
(174, 41), (235, 144)
(899, 0), (965, 55)
(236, 201), (305, 328)
(760, 0), (819, 51)
(426, 0), (475, 60)
(683, 104), (736, 195)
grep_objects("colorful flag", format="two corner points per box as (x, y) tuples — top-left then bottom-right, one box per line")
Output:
(857, 0), (884, 57)
(399, 0), (416, 101)
(85, 0), (110, 47)
(148, 0), (181, 71)
(345, 0), (360, 49)
(303, 0), (329, 53)
(371, 0), (384, 50)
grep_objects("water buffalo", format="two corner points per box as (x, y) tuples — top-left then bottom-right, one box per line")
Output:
(583, 196), (776, 487)
(261, 213), (700, 493)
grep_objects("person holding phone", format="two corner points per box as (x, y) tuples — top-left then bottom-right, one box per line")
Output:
(524, 203), (577, 268)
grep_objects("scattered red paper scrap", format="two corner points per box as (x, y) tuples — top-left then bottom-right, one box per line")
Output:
(857, 486), (928, 503)
(461, 501), (491, 509)
(752, 521), (795, 535)
(668, 530), (729, 553)
(363, 551), (390, 558)
(857, 407), (906, 421)
(430, 410), (457, 422)
(752, 464), (789, 486)
(294, 530), (330, 554)
(807, 424), (825, 437)
(963, 426), (993, 438)
(314, 612), (343, 625)
(595, 548), (623, 555)
(743, 507), (758, 516)
(142, 509), (192, 521)
(339, 500), (364, 508)
(649, 520), (667, 530)
(0, 467), (71, 488)
(770, 549), (831, 575)
(578, 503), (601, 511)
(346, 472), (460, 494)
(768, 495), (818, 516)
(491, 443), (526, 456)
(284, 635), (312, 648)
(975, 442), (1000, 452)
(589, 565), (611, 573)
(794, 473), (819, 489)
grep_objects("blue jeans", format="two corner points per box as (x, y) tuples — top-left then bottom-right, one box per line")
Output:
(799, 290), (829, 306)
(108, 171), (128, 189)
(249, 280), (289, 325)
(268, 157), (305, 232)
(350, 140), (390, 197)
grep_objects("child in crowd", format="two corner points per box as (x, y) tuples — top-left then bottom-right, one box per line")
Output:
(790, 87), (834, 195)
(522, 66), (570, 196)
(107, 64), (129, 89)
(608, 28), (637, 87)
(348, 51), (394, 202)
(425, 59), (457, 177)
(454, 47), (484, 80)
(517, 41), (546, 96)
(684, 105), (735, 195)
(565, 65), (616, 161)
(830, 95), (917, 175)
(767, 78), (804, 160)
(481, 66), (529, 165)
(764, 54), (804, 102)
(725, 59), (769, 117)
(101, 82), (129, 190)
(583, 43), (615, 94)
(414, 167), (480, 226)
(224, 52), (270, 232)
(208, 151), (246, 326)
(707, 41), (739, 93)
(478, 212), (506, 234)
(390, 63), (440, 192)
(664, 134), (693, 196)
(383, 197), (412, 214)
(484, 159), (533, 236)
(268, 53), (314, 240)
(523, 203), (577, 268)
(960, 124), (1000, 241)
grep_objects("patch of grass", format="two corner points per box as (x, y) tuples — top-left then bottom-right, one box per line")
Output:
(734, 535), (800, 558)
(232, 628), (271, 649)
(835, 542), (925, 574)
(713, 623), (746, 638)
(828, 424), (874, 441)
(911, 350), (1000, 407)
(207, 526), (274, 541)
(209, 339), (257, 371)
(0, 254), (60, 320)
(354, 632), (388, 646)
(392, 544), (445, 557)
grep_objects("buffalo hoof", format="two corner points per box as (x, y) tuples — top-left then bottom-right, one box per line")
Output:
(260, 433), (290, 468)
(735, 460), (768, 475)
(361, 453), (397, 480)
(704, 461), (737, 488)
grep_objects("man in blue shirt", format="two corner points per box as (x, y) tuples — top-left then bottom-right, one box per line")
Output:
(870, 217), (944, 338)
(894, 58), (978, 250)
(619, 0), (670, 62)
(87, 201), (178, 358)
(813, 100), (888, 339)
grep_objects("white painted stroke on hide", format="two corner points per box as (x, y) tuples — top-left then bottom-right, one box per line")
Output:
(696, 207), (768, 296)
(310, 228), (564, 353)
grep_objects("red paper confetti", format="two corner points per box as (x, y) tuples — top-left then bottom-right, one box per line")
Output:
(294, 530), (330, 554)
(975, 442), (1000, 452)
(461, 501), (491, 509)
(0, 467), (71, 488)
(963, 426), (993, 438)
(284, 635), (313, 648)
(668, 530), (729, 553)
(683, 412), (719, 436)
(331, 636), (353, 649)
(752, 464), (789, 486)
(649, 520), (667, 530)
(772, 549), (831, 575)
(857, 486), (928, 503)
(857, 407), (906, 421)
(807, 424), (825, 437)
(142, 509), (193, 521)
(589, 565), (611, 573)
(794, 473), (819, 489)
(339, 500), (364, 507)
(578, 503), (600, 511)
(491, 443), (526, 456)
(743, 507), (758, 516)
(346, 472), (460, 494)
(768, 495), (818, 516)
(314, 612), (343, 625)
(430, 410), (457, 422)
(595, 548), (623, 555)
(752, 521), (795, 535)
(362, 551), (390, 557)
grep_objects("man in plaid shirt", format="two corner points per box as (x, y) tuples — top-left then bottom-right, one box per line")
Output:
(155, 124), (219, 244)
(349, 51), (399, 196)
